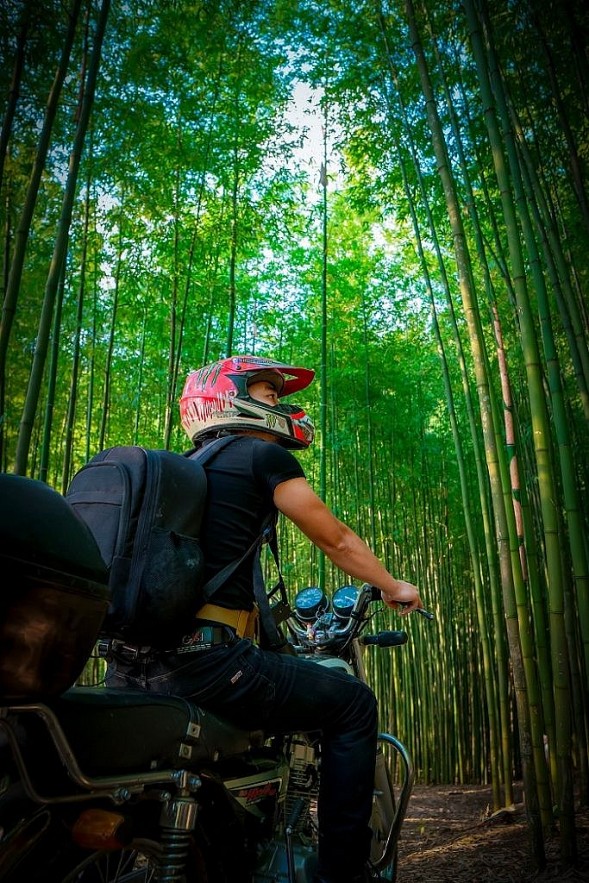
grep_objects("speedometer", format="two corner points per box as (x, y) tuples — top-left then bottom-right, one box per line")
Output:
(332, 584), (359, 619)
(294, 586), (328, 621)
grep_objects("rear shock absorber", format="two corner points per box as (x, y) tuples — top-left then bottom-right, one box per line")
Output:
(158, 792), (199, 882)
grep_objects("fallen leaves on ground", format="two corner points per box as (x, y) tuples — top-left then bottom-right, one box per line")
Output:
(396, 783), (589, 882)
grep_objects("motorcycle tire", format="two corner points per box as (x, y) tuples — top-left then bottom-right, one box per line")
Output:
(59, 838), (164, 882)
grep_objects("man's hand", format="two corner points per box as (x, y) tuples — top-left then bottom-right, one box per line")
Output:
(380, 579), (423, 615)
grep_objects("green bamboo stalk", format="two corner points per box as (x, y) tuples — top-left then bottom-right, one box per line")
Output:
(317, 104), (329, 591)
(453, 60), (553, 809)
(61, 167), (92, 492)
(512, 114), (589, 728)
(404, 0), (546, 861)
(14, 0), (111, 476)
(376, 6), (511, 803)
(514, 152), (589, 801)
(0, 0), (83, 417)
(467, 0), (576, 859)
(513, 114), (589, 419)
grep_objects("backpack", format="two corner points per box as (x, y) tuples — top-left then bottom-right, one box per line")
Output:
(65, 435), (264, 649)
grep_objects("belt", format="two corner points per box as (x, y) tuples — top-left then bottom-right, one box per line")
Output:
(98, 607), (257, 663)
(98, 624), (237, 663)
(195, 603), (259, 640)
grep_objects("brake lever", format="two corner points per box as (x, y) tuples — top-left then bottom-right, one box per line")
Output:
(399, 601), (435, 620)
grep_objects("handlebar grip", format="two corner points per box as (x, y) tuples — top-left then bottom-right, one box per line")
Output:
(364, 586), (434, 620)
(359, 631), (408, 647)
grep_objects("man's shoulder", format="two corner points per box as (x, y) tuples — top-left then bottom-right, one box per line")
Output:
(249, 438), (304, 477)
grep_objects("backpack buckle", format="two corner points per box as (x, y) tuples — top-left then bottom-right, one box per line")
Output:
(96, 638), (114, 660)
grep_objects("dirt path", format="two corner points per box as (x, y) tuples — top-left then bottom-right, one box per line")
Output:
(396, 784), (589, 882)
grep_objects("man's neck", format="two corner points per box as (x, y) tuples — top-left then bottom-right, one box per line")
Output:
(240, 430), (278, 443)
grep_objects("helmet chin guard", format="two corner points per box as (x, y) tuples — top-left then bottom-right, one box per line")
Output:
(180, 355), (315, 449)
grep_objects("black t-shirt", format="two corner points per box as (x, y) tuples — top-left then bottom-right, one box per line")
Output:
(199, 435), (305, 610)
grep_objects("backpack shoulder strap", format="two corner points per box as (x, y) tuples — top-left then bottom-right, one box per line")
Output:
(252, 515), (293, 650)
(185, 434), (239, 465)
(185, 435), (272, 606)
(200, 512), (274, 606)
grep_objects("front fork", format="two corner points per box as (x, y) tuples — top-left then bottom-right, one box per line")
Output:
(371, 733), (414, 879)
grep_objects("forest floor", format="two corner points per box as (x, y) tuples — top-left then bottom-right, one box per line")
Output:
(396, 783), (589, 882)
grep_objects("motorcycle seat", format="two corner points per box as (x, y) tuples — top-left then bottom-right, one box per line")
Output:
(58, 686), (266, 774)
(6, 687), (266, 778)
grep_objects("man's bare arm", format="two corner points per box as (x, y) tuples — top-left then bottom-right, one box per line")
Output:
(273, 477), (423, 614)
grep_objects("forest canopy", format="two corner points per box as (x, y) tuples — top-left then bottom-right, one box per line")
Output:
(1, 0), (588, 866)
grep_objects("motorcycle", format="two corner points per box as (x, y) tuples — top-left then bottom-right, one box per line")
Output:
(0, 473), (428, 882)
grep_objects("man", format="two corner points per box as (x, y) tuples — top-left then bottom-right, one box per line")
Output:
(107, 355), (424, 883)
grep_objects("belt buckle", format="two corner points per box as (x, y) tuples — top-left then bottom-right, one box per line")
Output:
(177, 627), (215, 654)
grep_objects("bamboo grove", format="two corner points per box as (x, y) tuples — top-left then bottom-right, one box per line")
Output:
(1, 0), (587, 869)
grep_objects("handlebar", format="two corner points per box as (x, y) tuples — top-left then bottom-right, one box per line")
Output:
(359, 630), (408, 647)
(287, 583), (433, 653)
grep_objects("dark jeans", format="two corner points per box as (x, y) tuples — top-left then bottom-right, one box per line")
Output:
(106, 637), (378, 881)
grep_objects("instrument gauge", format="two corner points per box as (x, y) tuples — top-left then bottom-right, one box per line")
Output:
(332, 584), (359, 620)
(294, 586), (329, 622)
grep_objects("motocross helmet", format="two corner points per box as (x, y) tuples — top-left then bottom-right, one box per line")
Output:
(180, 355), (315, 449)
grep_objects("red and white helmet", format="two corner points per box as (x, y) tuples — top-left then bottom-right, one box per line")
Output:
(180, 355), (315, 449)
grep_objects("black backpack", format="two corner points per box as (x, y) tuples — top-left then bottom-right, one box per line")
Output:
(65, 435), (265, 649)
